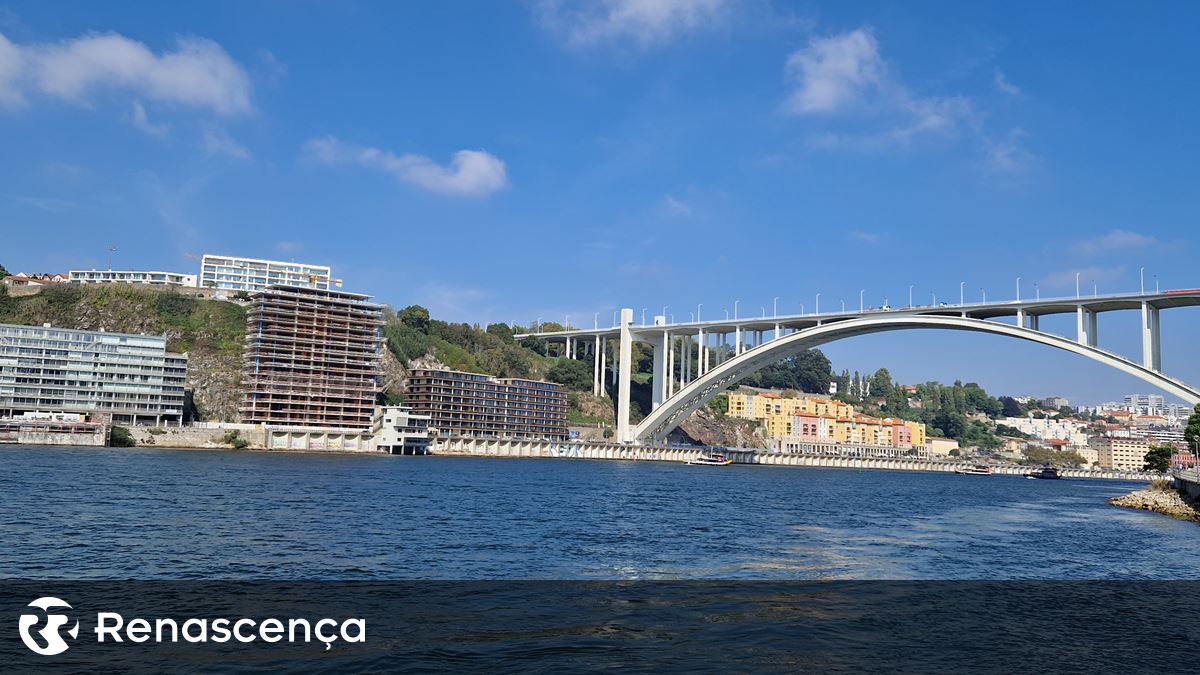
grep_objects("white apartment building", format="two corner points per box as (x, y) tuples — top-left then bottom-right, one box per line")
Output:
(199, 254), (333, 293)
(1000, 415), (1088, 447)
(371, 406), (432, 454)
(70, 269), (197, 287)
(1124, 394), (1165, 416)
(0, 322), (188, 425)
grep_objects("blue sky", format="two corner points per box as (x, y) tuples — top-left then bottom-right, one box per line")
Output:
(2, 1), (1199, 405)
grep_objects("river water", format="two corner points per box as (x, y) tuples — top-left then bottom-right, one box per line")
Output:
(3, 445), (1197, 580)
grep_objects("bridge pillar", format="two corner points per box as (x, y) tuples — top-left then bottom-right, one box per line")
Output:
(735, 326), (742, 355)
(652, 330), (668, 410)
(593, 334), (601, 397)
(617, 309), (634, 443)
(1141, 301), (1162, 370)
(697, 329), (705, 376)
(774, 323), (781, 341)
(667, 332), (676, 398)
(1029, 314), (1039, 331)
(1016, 308), (1026, 328)
(1076, 306), (1098, 346)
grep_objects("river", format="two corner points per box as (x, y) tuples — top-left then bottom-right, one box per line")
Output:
(3, 445), (1197, 579)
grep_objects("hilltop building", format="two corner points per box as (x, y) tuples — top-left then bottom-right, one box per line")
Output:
(200, 254), (334, 293)
(0, 322), (187, 425)
(70, 269), (197, 287)
(406, 368), (567, 441)
(240, 286), (383, 430)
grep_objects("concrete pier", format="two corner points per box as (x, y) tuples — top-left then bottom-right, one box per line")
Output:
(431, 437), (1164, 481)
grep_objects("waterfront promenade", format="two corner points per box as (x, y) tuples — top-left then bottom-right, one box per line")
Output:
(432, 437), (1164, 481)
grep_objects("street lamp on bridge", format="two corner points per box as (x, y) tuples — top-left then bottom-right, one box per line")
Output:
(734, 299), (740, 320)
(908, 285), (914, 308)
(815, 293), (821, 315)
(981, 288), (987, 304)
(959, 281), (965, 306)
(641, 308), (647, 326)
(773, 296), (779, 318)
(697, 303), (702, 322)
(1016, 277), (1021, 302)
(1140, 267), (1145, 295)
(594, 313), (599, 329)
(1076, 272), (1081, 299)
(860, 289), (865, 312)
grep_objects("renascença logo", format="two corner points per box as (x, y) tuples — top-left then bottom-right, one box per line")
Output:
(16, 597), (366, 655)
(19, 597), (80, 656)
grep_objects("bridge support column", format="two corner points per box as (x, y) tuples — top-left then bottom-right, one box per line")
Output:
(1141, 301), (1161, 370)
(617, 309), (634, 443)
(1029, 314), (1039, 331)
(593, 335), (601, 397)
(774, 323), (781, 341)
(600, 337), (608, 391)
(735, 326), (742, 355)
(666, 333), (676, 398)
(697, 329), (705, 376)
(1017, 309), (1026, 328)
(1076, 306), (1097, 346)
(652, 330), (669, 410)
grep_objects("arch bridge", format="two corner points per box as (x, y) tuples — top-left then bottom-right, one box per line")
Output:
(516, 289), (1200, 444)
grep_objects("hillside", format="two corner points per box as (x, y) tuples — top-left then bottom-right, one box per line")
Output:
(0, 284), (246, 421)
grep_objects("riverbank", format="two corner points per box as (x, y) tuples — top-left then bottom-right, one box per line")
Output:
(1107, 481), (1200, 523)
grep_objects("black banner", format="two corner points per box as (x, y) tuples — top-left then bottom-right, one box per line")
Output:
(1, 582), (1195, 673)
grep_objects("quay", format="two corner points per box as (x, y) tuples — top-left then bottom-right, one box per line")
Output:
(432, 437), (1164, 481)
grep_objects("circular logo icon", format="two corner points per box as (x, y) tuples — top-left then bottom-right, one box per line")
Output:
(18, 597), (79, 656)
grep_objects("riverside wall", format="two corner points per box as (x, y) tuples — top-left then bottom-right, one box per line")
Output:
(1176, 469), (1200, 500)
(431, 437), (1164, 481)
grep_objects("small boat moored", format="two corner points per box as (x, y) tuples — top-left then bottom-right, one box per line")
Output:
(1027, 466), (1062, 479)
(686, 452), (733, 466)
(954, 464), (993, 476)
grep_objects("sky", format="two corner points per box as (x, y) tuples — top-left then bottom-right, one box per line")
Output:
(2, 0), (1199, 405)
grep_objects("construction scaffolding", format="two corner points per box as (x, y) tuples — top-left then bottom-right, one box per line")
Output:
(239, 285), (383, 430)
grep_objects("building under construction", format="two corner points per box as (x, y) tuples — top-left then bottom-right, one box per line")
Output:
(240, 286), (383, 430)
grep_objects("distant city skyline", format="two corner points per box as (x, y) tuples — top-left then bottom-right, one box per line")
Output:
(2, 1), (1198, 405)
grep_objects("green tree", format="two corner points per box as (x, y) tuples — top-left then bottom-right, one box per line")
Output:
(485, 322), (515, 342)
(708, 393), (729, 415)
(397, 305), (431, 331)
(547, 358), (592, 390)
(1143, 444), (1174, 472)
(110, 426), (136, 447)
(519, 335), (547, 356)
(0, 262), (8, 277)
(999, 396), (1024, 417)
(1185, 403), (1200, 453)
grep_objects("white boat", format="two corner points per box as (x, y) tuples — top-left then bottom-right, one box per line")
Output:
(686, 452), (733, 466)
(954, 464), (993, 476)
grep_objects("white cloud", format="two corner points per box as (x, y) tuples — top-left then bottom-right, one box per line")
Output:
(535, 0), (729, 49)
(201, 126), (250, 159)
(1071, 230), (1159, 257)
(994, 70), (1022, 98)
(0, 32), (23, 106)
(849, 230), (879, 243)
(131, 100), (168, 137)
(0, 30), (252, 115)
(1042, 265), (1128, 291)
(983, 128), (1038, 175)
(303, 136), (508, 197)
(663, 193), (690, 217)
(785, 28), (973, 147)
(785, 28), (882, 114)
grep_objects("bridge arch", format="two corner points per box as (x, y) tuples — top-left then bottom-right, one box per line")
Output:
(632, 315), (1200, 443)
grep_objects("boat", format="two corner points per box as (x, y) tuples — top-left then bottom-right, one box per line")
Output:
(686, 452), (733, 466)
(1027, 466), (1061, 480)
(954, 464), (993, 476)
